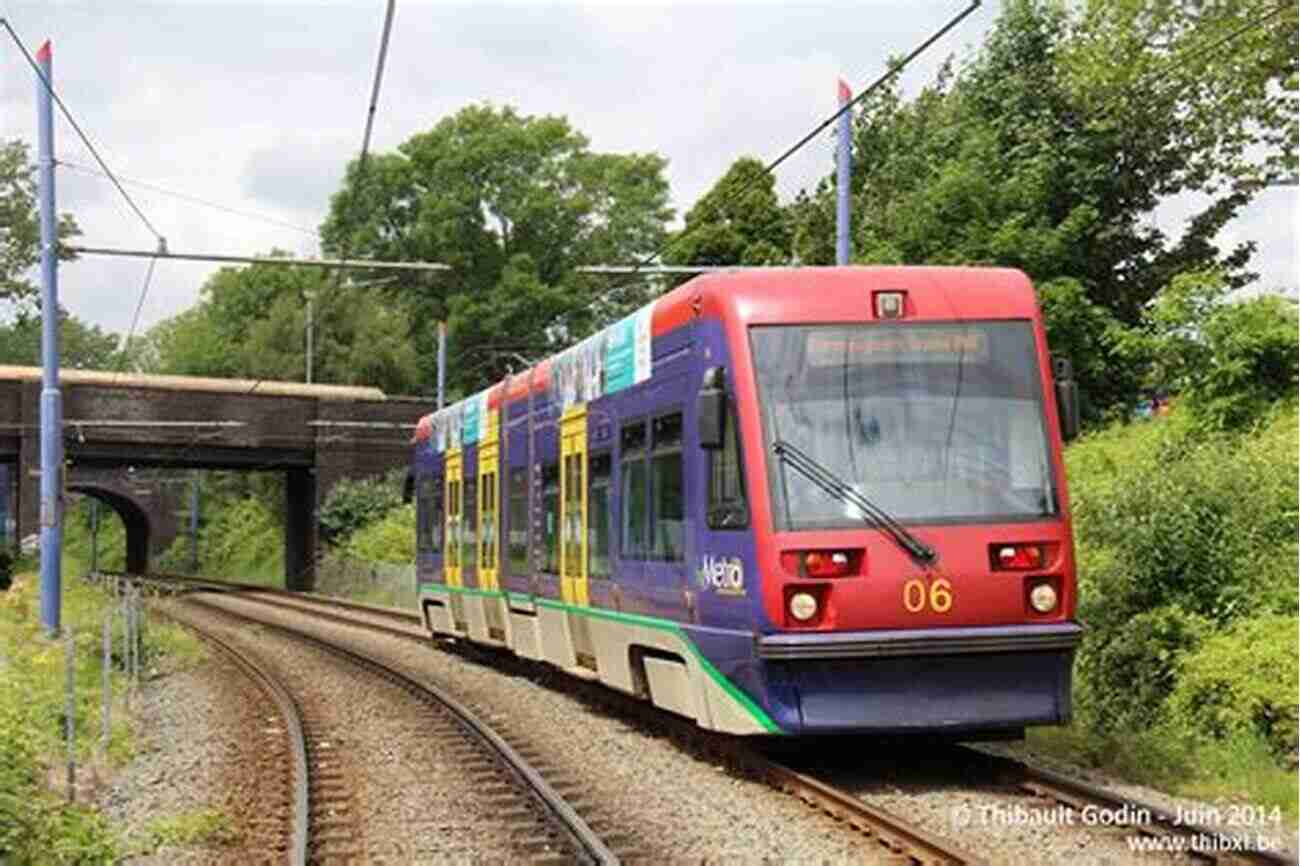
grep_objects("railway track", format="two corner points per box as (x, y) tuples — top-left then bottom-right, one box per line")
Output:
(125, 572), (1296, 865)
(160, 606), (310, 865)
(175, 591), (623, 865)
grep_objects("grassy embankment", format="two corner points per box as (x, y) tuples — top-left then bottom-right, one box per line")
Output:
(0, 558), (225, 863)
(1031, 400), (1298, 823)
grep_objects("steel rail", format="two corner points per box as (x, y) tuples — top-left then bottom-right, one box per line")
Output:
(969, 748), (1298, 866)
(742, 752), (984, 865)
(183, 592), (619, 865)
(158, 607), (310, 866)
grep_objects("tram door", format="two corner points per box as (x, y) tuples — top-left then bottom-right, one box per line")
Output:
(477, 433), (500, 591)
(444, 450), (463, 588)
(559, 406), (589, 606)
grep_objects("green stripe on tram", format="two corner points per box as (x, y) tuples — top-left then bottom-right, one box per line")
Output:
(416, 581), (780, 733)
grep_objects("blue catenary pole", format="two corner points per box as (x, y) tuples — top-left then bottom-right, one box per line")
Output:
(836, 78), (852, 266)
(36, 40), (64, 635)
(437, 320), (446, 411)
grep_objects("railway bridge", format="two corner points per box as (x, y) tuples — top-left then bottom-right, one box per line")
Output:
(0, 366), (426, 589)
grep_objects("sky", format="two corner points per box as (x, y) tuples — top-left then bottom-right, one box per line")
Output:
(0, 1), (1295, 343)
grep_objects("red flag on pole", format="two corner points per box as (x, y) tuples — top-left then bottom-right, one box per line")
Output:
(838, 78), (852, 105)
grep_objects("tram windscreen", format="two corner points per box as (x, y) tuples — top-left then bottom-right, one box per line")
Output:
(751, 321), (1058, 529)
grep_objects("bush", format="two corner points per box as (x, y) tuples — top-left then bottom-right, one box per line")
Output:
(1070, 402), (1298, 628)
(318, 470), (406, 545)
(1067, 402), (1298, 746)
(0, 576), (122, 863)
(1169, 614), (1299, 760)
(1133, 271), (1299, 433)
(1075, 604), (1208, 734)
(190, 497), (282, 584)
(342, 502), (416, 565)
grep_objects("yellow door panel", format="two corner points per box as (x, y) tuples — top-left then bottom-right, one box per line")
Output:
(478, 431), (500, 591)
(445, 449), (462, 588)
(560, 406), (589, 606)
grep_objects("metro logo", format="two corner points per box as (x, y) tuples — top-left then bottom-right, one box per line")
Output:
(697, 555), (745, 596)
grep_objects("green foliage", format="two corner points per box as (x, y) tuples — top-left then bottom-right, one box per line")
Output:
(0, 140), (81, 310)
(135, 254), (425, 395)
(1170, 614), (1299, 760)
(1071, 402), (1298, 631)
(1067, 400), (1298, 753)
(1131, 270), (1299, 431)
(0, 576), (130, 863)
(318, 470), (406, 545)
(1075, 604), (1209, 733)
(62, 498), (126, 574)
(0, 308), (121, 370)
(665, 156), (791, 267)
(321, 103), (673, 392)
(786, 0), (1296, 420)
(140, 808), (238, 850)
(1035, 277), (1138, 424)
(187, 497), (283, 585)
(342, 503), (416, 565)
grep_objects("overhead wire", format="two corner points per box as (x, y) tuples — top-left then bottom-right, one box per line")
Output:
(568, 0), (981, 316)
(248, 0), (400, 397)
(0, 17), (164, 244)
(56, 158), (320, 237)
(115, 254), (160, 380)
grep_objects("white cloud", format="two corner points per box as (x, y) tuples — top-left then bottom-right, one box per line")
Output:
(0, 0), (1292, 343)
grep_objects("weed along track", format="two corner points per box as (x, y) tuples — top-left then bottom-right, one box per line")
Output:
(173, 592), (624, 864)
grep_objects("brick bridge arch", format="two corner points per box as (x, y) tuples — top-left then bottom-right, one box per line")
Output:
(64, 467), (183, 574)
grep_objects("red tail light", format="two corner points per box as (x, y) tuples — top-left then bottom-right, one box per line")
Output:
(782, 549), (862, 578)
(991, 543), (1044, 571)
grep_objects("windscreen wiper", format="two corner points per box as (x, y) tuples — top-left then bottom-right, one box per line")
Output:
(773, 439), (937, 564)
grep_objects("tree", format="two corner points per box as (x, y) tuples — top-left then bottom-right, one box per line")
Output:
(138, 253), (425, 395)
(320, 104), (673, 393)
(664, 156), (792, 266)
(1127, 271), (1299, 430)
(0, 308), (119, 369)
(786, 0), (1297, 419)
(0, 140), (80, 310)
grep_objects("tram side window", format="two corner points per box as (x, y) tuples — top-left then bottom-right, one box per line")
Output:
(462, 474), (477, 573)
(588, 452), (612, 579)
(542, 463), (560, 575)
(418, 476), (444, 554)
(707, 411), (748, 530)
(431, 475), (444, 552)
(650, 412), (684, 561)
(416, 476), (433, 553)
(480, 471), (497, 570)
(446, 477), (460, 568)
(620, 421), (648, 559)
(507, 467), (528, 577)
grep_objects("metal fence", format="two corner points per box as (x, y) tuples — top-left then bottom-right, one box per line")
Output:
(313, 554), (417, 611)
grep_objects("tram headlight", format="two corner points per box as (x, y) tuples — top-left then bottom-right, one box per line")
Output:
(789, 591), (819, 622)
(1029, 582), (1058, 613)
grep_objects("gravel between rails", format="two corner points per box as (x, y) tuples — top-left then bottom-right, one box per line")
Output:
(171, 597), (540, 864)
(198, 591), (898, 865)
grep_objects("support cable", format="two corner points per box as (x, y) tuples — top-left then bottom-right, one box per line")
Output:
(0, 18), (164, 243)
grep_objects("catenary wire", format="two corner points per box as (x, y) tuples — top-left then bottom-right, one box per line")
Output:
(56, 158), (320, 237)
(0, 18), (164, 243)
